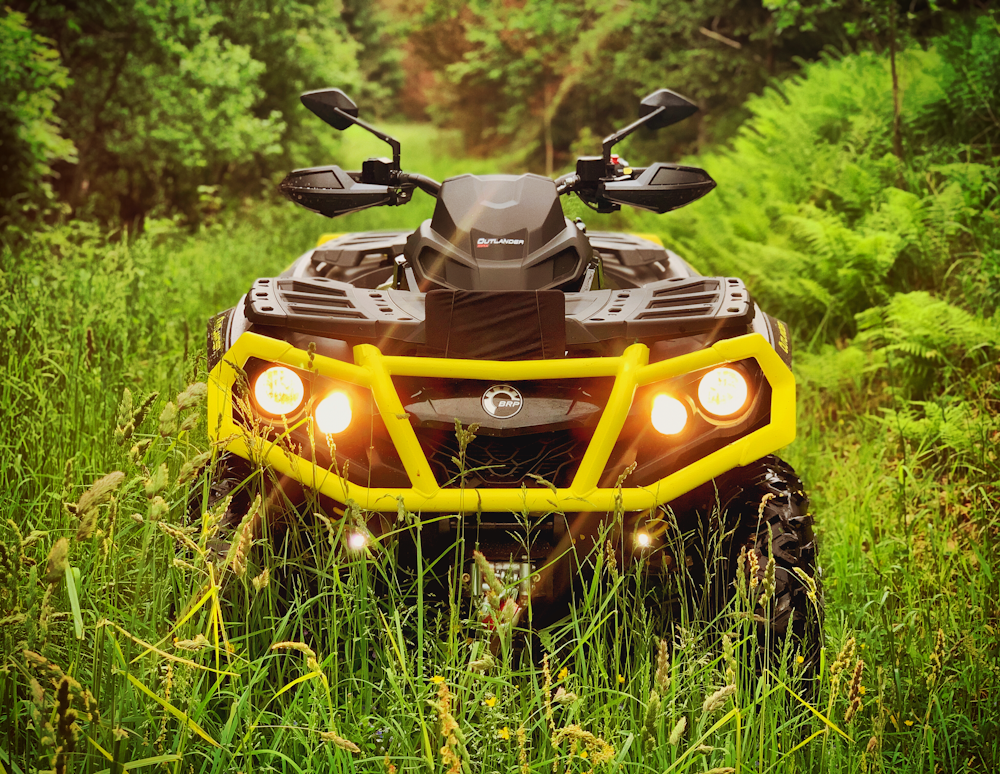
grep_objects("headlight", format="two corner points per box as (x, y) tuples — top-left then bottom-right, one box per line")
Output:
(651, 394), (688, 435)
(697, 367), (749, 417)
(315, 391), (352, 434)
(254, 366), (305, 415)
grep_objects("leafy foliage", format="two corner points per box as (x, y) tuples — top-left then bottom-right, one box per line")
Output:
(5, 0), (364, 224)
(0, 9), (76, 219)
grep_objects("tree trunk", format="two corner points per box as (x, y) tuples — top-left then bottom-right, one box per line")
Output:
(543, 82), (554, 178)
(889, 1), (905, 170)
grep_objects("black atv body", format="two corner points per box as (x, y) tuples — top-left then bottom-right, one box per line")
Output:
(203, 87), (819, 661)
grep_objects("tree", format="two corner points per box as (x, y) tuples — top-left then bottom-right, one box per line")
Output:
(10, 0), (363, 223)
(0, 9), (76, 221)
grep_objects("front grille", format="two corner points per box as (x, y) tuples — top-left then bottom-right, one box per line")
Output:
(417, 428), (585, 488)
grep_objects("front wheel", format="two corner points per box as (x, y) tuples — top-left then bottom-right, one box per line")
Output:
(719, 455), (823, 674)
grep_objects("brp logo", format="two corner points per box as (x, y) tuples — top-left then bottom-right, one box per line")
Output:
(481, 385), (523, 419)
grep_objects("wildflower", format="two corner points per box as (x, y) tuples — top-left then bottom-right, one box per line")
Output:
(580, 750), (588, 759)
(904, 720), (914, 727)
(498, 726), (511, 741)
(859, 685), (866, 695)
(483, 695), (497, 708)
(617, 673), (626, 684)
(431, 675), (445, 684)
(558, 666), (569, 680)
(796, 655), (805, 665)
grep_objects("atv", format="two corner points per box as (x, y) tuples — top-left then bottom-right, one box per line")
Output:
(203, 87), (821, 662)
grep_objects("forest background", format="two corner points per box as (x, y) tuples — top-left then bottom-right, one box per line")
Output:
(1, 1), (999, 772)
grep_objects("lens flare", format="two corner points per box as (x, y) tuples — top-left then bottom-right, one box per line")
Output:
(315, 391), (352, 434)
(697, 367), (749, 417)
(347, 531), (368, 551)
(636, 532), (652, 549)
(254, 367), (304, 415)
(651, 394), (688, 435)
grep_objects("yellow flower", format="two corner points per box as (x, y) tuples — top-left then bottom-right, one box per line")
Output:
(431, 675), (445, 684)
(484, 696), (497, 708)
(558, 667), (569, 680)
(580, 750), (588, 759)
(859, 685), (867, 695)
(904, 720), (914, 727)
(796, 655), (805, 665)
(617, 674), (626, 684)
(498, 726), (511, 741)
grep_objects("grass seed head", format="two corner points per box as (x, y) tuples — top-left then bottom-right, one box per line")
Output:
(655, 638), (670, 693)
(174, 633), (211, 652)
(553, 725), (615, 766)
(722, 633), (737, 685)
(642, 690), (661, 752)
(543, 653), (555, 736)
(702, 684), (736, 714)
(748, 547), (760, 590)
(792, 566), (819, 605)
(72, 471), (124, 520)
(830, 637), (857, 680)
(517, 725), (529, 774)
(158, 401), (178, 436)
(251, 567), (270, 591)
(45, 538), (69, 584)
(927, 628), (945, 688)
(320, 730), (361, 753)
(177, 382), (207, 411)
(144, 463), (169, 498)
(668, 716), (686, 746)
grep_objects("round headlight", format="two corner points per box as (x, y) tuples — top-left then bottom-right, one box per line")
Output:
(698, 367), (749, 417)
(315, 391), (352, 434)
(651, 394), (688, 435)
(254, 366), (304, 415)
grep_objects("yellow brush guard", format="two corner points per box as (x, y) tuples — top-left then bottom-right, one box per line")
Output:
(208, 332), (794, 513)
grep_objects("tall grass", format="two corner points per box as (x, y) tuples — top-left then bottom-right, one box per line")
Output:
(2, 24), (999, 774)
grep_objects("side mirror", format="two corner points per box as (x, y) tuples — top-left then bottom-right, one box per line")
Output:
(301, 89), (359, 131)
(602, 87), (699, 166)
(639, 89), (698, 130)
(601, 163), (716, 214)
(300, 88), (402, 170)
(279, 165), (394, 218)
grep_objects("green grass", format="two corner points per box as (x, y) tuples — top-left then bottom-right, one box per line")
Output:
(1, 102), (998, 773)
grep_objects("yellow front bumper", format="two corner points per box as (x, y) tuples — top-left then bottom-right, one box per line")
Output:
(207, 332), (794, 513)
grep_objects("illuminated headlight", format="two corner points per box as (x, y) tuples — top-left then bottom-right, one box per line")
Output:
(651, 394), (688, 435)
(698, 367), (749, 417)
(635, 531), (652, 549)
(315, 391), (352, 434)
(346, 531), (368, 551)
(254, 366), (304, 415)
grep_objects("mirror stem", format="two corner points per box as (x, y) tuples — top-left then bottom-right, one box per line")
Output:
(601, 106), (665, 166)
(333, 107), (401, 169)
